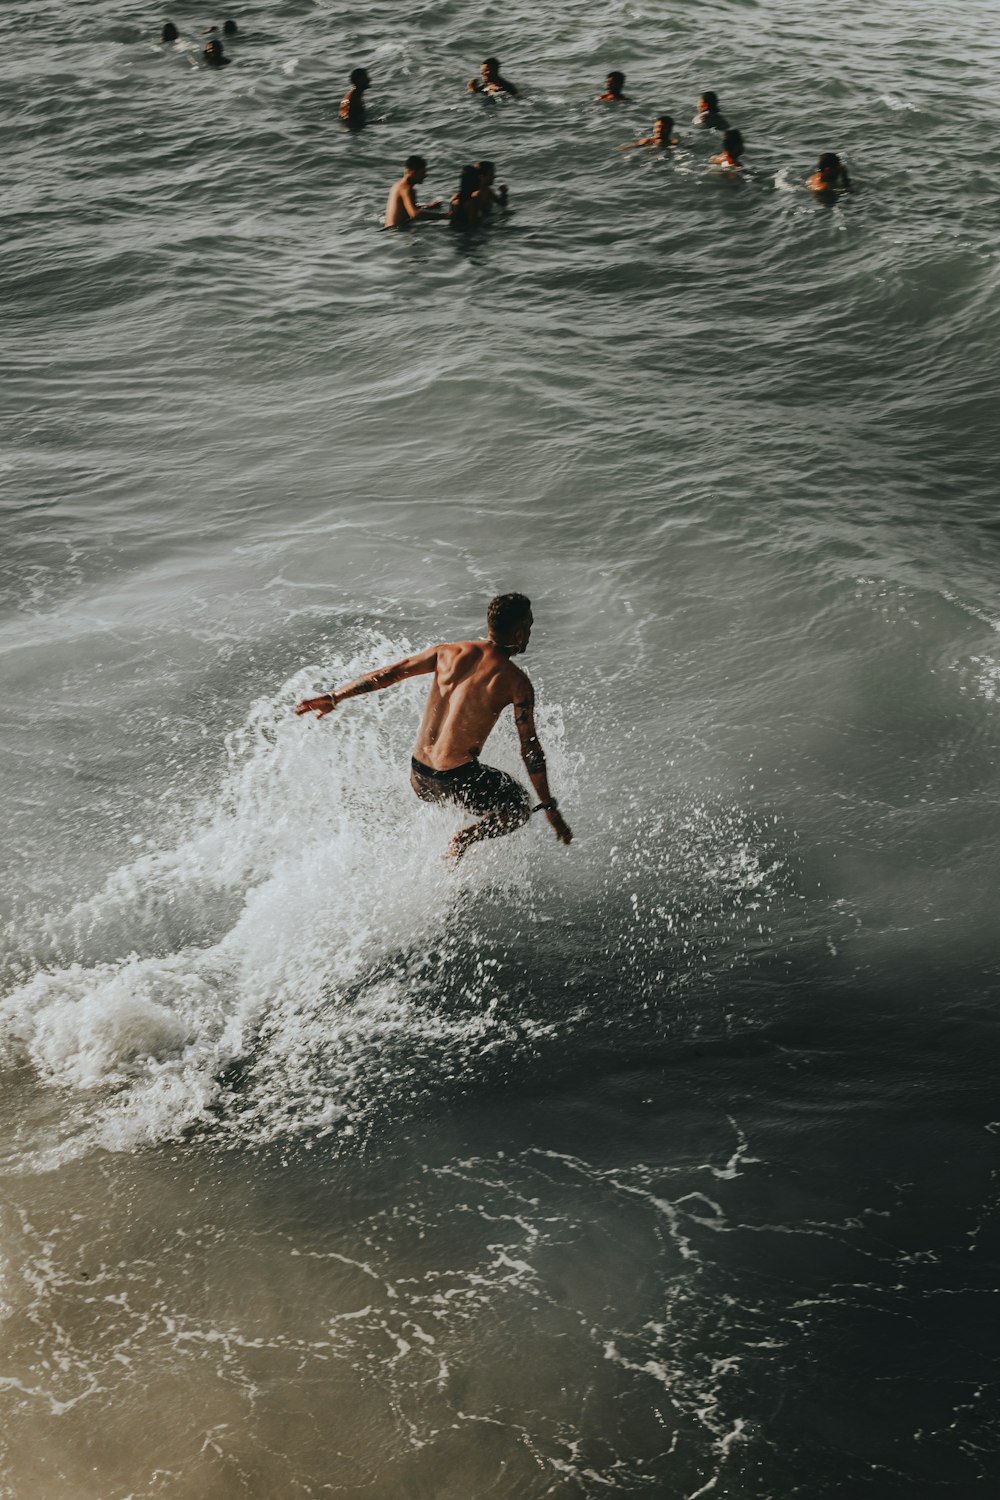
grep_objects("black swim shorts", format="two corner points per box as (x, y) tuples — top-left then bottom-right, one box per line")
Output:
(410, 756), (531, 835)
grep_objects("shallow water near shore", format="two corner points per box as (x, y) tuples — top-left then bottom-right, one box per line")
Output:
(2, 0), (1000, 1495)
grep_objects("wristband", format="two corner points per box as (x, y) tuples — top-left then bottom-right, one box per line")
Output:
(533, 798), (558, 814)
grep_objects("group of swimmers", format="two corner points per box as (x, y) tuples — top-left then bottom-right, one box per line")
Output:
(157, 28), (853, 208)
(616, 85), (852, 194)
(604, 76), (851, 193)
(379, 72), (851, 228)
(161, 17), (237, 67)
(384, 157), (507, 229)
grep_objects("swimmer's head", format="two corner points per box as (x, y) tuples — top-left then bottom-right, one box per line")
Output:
(476, 159), (495, 184)
(606, 71), (625, 95)
(161, 20), (179, 41)
(223, 19), (238, 36)
(350, 66), (370, 89)
(405, 154), (428, 181)
(654, 115), (673, 138)
(722, 127), (744, 158)
(204, 38), (226, 63)
(700, 91), (719, 113)
(482, 57), (500, 80)
(817, 151), (841, 176)
(487, 593), (533, 654)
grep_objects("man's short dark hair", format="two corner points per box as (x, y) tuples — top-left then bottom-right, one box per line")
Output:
(702, 90), (718, 110)
(484, 57), (499, 71)
(405, 154), (427, 172)
(350, 66), (369, 86)
(487, 592), (531, 639)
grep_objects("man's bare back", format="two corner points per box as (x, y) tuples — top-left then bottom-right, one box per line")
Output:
(294, 593), (572, 860)
(412, 640), (526, 769)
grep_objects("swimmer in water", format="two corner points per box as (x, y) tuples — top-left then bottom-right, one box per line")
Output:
(161, 21), (179, 41)
(712, 127), (744, 169)
(468, 57), (518, 97)
(340, 66), (371, 128)
(295, 593), (573, 863)
(474, 160), (508, 214)
(223, 19), (238, 36)
(599, 71), (629, 102)
(203, 38), (230, 66)
(450, 165), (483, 227)
(384, 156), (447, 228)
(808, 151), (852, 197)
(693, 91), (728, 130)
(625, 115), (677, 148)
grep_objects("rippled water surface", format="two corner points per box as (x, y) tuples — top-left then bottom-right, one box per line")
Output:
(2, 0), (1000, 1495)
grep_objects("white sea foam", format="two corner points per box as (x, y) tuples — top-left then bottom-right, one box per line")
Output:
(0, 637), (560, 1168)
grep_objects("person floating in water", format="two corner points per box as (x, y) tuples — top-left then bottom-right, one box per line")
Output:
(808, 151), (851, 198)
(693, 91), (728, 130)
(599, 71), (628, 102)
(340, 66), (371, 128)
(625, 115), (677, 148)
(295, 593), (573, 863)
(223, 19), (238, 36)
(469, 57), (518, 96)
(161, 20), (179, 42)
(712, 127), (744, 169)
(203, 37), (230, 66)
(384, 156), (446, 228)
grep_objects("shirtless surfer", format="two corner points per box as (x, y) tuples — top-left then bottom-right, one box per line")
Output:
(295, 593), (573, 863)
(384, 156), (446, 228)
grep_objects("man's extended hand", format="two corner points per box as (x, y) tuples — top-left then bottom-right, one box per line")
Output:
(295, 693), (337, 718)
(547, 809), (572, 845)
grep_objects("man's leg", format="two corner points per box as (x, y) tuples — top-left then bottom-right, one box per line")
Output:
(448, 767), (531, 863)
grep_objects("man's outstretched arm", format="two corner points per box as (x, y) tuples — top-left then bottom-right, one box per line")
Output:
(514, 688), (572, 846)
(295, 645), (439, 719)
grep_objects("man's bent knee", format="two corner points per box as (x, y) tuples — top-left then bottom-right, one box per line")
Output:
(478, 789), (531, 840)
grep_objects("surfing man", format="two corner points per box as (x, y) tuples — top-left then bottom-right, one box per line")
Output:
(295, 593), (573, 863)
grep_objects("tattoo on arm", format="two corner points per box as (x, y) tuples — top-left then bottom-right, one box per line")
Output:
(524, 745), (546, 775)
(515, 698), (533, 725)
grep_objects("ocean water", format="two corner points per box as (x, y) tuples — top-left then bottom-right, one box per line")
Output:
(2, 0), (1000, 1494)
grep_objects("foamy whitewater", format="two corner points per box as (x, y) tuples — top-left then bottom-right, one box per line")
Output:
(2, 0), (999, 1494)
